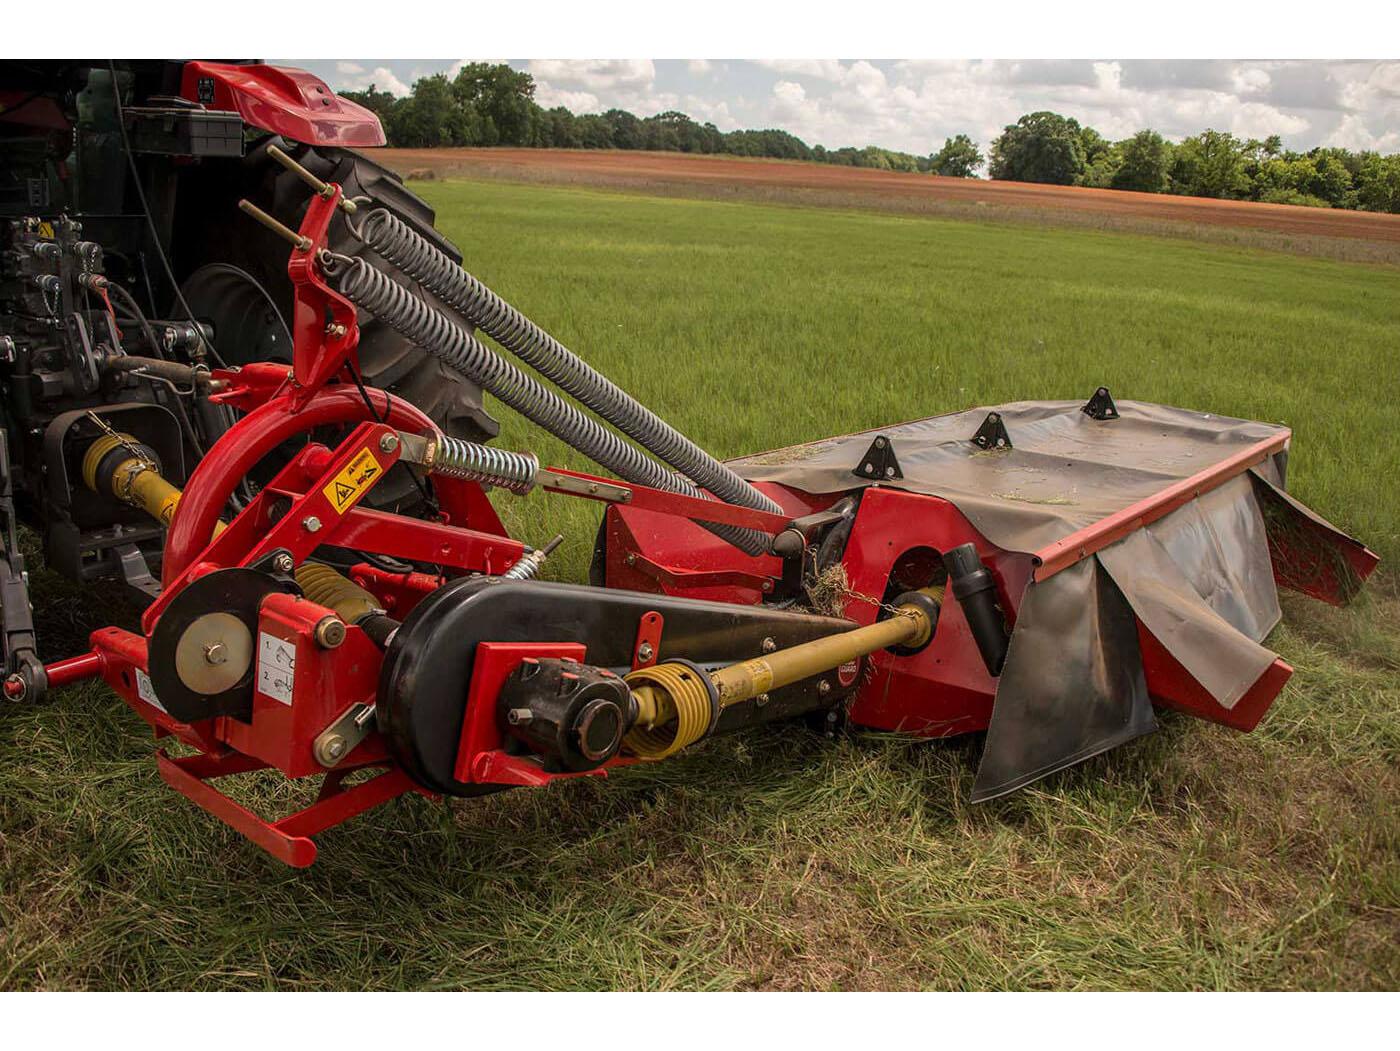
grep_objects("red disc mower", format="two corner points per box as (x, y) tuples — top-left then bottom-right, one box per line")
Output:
(20, 138), (1379, 868)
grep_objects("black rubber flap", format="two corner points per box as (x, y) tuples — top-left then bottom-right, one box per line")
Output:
(971, 557), (1157, 803)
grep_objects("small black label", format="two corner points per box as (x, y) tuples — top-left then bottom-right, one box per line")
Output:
(197, 77), (216, 105)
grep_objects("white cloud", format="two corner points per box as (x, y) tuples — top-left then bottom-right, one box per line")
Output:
(525, 59), (655, 92)
(320, 59), (1400, 158)
(535, 86), (602, 113)
(755, 59), (847, 81)
(333, 64), (410, 97)
(1325, 113), (1400, 153)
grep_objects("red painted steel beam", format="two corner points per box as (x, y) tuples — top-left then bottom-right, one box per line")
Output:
(1033, 432), (1289, 580)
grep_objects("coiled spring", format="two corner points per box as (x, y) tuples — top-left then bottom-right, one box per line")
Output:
(357, 208), (781, 517)
(433, 435), (538, 494)
(329, 256), (770, 555)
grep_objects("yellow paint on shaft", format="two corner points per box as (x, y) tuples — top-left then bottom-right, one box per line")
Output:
(623, 591), (938, 761)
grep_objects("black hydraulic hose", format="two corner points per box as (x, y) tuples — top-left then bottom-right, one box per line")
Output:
(354, 208), (782, 516)
(327, 256), (771, 555)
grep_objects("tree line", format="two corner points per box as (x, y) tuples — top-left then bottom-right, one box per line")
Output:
(344, 64), (1400, 213)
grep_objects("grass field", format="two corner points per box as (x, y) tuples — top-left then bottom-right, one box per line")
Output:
(2, 178), (1397, 989)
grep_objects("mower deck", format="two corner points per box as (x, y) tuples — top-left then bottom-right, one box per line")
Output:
(606, 394), (1377, 800)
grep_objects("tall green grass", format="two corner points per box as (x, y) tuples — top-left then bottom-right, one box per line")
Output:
(1, 179), (1395, 990)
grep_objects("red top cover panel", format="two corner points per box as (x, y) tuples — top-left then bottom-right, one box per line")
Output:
(180, 61), (386, 148)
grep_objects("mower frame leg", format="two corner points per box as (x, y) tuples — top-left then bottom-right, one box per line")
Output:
(156, 751), (429, 868)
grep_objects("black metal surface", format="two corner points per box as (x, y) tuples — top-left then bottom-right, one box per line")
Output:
(971, 412), (1012, 451)
(147, 567), (296, 723)
(378, 578), (856, 796)
(851, 434), (902, 481)
(499, 657), (632, 772)
(1081, 386), (1120, 421)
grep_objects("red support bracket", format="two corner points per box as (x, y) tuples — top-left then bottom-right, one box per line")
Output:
(626, 551), (776, 595)
(631, 611), (663, 669)
(156, 750), (429, 869)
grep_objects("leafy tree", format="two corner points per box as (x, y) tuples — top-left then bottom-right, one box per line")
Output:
(359, 63), (1400, 215)
(1170, 130), (1249, 198)
(989, 111), (1089, 185)
(392, 74), (470, 148)
(602, 109), (642, 150)
(1355, 153), (1400, 213)
(929, 134), (983, 177)
(1304, 149), (1355, 208)
(1112, 130), (1172, 193)
(541, 106), (581, 149)
(575, 114), (614, 149)
(451, 63), (538, 146)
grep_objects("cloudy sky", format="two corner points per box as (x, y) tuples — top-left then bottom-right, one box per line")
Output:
(291, 59), (1400, 156)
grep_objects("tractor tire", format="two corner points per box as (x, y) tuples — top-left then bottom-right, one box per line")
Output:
(171, 140), (498, 503)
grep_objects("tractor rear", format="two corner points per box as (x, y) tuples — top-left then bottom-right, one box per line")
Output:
(4, 71), (1378, 867)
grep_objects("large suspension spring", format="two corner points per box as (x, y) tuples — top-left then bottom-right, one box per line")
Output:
(356, 208), (782, 517)
(432, 435), (538, 494)
(329, 256), (771, 555)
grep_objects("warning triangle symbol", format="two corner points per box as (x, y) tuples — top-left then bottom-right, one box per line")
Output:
(334, 481), (356, 507)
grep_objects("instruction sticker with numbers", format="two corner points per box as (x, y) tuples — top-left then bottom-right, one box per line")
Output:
(322, 447), (380, 515)
(257, 632), (296, 705)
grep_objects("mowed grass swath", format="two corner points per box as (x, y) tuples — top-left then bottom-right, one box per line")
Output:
(2, 178), (1397, 990)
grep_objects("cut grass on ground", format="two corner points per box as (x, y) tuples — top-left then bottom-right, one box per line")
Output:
(2, 178), (1396, 989)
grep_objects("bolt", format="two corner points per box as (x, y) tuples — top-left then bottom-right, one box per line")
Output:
(818, 679), (832, 696)
(323, 735), (347, 761)
(507, 707), (534, 726)
(761, 636), (777, 653)
(761, 580), (773, 592)
(324, 323), (347, 338)
(379, 433), (399, 454)
(625, 553), (636, 565)
(271, 553), (294, 574)
(755, 692), (770, 707)
(303, 515), (322, 533)
(203, 642), (228, 665)
(314, 616), (346, 649)
(637, 642), (655, 662)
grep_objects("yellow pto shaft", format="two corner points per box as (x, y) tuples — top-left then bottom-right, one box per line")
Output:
(624, 591), (938, 759)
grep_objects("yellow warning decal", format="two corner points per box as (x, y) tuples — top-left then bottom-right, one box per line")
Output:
(37, 221), (54, 240)
(322, 447), (382, 515)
